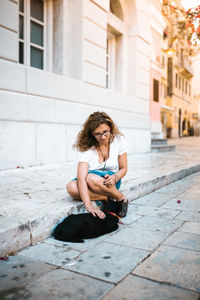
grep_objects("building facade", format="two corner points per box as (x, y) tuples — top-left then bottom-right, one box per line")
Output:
(0, 0), (157, 170)
(160, 0), (194, 138)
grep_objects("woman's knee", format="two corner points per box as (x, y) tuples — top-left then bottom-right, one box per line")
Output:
(86, 174), (103, 190)
(66, 181), (79, 198)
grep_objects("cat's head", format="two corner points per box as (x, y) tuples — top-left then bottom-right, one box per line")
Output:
(104, 198), (123, 215)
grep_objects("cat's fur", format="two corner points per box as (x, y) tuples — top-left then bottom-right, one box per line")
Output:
(53, 199), (122, 243)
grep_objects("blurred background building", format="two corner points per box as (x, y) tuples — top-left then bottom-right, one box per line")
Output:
(159, 0), (200, 139)
(191, 57), (200, 136)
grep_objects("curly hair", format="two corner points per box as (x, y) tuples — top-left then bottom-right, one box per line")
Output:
(73, 111), (122, 151)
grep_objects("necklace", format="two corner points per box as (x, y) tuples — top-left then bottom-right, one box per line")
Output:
(98, 144), (110, 171)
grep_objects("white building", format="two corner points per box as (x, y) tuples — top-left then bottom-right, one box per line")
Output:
(0, 0), (162, 170)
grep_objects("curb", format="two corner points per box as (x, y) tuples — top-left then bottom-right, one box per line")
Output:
(123, 163), (200, 200)
(1, 163), (200, 257)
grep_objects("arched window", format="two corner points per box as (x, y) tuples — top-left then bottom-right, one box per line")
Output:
(110, 0), (123, 21)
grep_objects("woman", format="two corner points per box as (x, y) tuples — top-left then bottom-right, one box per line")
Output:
(67, 111), (128, 219)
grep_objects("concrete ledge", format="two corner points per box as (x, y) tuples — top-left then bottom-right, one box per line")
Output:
(1, 161), (200, 257)
(0, 202), (84, 256)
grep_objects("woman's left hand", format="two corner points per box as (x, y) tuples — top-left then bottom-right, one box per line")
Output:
(103, 174), (116, 188)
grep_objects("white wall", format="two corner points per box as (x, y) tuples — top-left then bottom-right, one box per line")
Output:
(0, 0), (152, 170)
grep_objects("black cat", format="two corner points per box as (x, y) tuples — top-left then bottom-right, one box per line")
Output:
(52, 199), (123, 243)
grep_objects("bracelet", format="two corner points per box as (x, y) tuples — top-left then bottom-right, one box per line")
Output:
(114, 173), (119, 183)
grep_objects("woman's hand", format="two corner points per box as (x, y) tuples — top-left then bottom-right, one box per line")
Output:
(103, 174), (116, 188)
(85, 204), (105, 219)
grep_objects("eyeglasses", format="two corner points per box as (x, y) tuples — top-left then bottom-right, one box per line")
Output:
(92, 130), (110, 138)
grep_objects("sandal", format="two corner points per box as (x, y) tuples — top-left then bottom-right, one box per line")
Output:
(118, 199), (128, 218)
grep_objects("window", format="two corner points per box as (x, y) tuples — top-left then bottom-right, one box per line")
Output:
(19, 0), (24, 64)
(153, 79), (159, 102)
(182, 78), (184, 92)
(162, 56), (165, 67)
(107, 1), (124, 91)
(176, 44), (178, 57)
(179, 75), (181, 90)
(175, 73), (178, 88)
(30, 0), (44, 69)
(18, 0), (48, 70)
(185, 81), (188, 94)
(181, 48), (184, 64)
(110, 0), (123, 20)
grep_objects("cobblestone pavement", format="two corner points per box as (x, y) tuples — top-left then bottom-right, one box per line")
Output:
(0, 170), (200, 300)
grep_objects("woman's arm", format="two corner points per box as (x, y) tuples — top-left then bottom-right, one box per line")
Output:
(77, 162), (105, 218)
(103, 153), (127, 187)
(116, 152), (127, 180)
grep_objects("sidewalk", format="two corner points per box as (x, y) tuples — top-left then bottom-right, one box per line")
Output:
(0, 153), (200, 299)
(0, 137), (200, 257)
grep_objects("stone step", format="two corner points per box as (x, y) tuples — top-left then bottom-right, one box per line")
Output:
(151, 139), (168, 145)
(151, 132), (163, 139)
(151, 144), (176, 152)
(1, 161), (200, 257)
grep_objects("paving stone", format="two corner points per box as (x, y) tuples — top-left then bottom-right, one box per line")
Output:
(119, 204), (141, 224)
(178, 175), (200, 186)
(104, 226), (169, 251)
(0, 181), (53, 197)
(178, 221), (200, 235)
(163, 231), (200, 251)
(18, 243), (80, 267)
(155, 184), (188, 195)
(42, 234), (110, 252)
(25, 269), (113, 300)
(0, 255), (55, 292)
(0, 197), (44, 218)
(178, 191), (200, 201)
(64, 242), (149, 283)
(128, 204), (180, 219)
(161, 198), (200, 211)
(103, 274), (199, 300)
(132, 192), (173, 207)
(175, 211), (200, 222)
(128, 215), (183, 233)
(0, 175), (26, 185)
(133, 245), (200, 292)
(23, 189), (67, 203)
(186, 184), (200, 192)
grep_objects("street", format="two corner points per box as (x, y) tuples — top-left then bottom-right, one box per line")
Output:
(0, 169), (200, 299)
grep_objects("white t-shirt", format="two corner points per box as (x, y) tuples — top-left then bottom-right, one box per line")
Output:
(78, 135), (127, 172)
